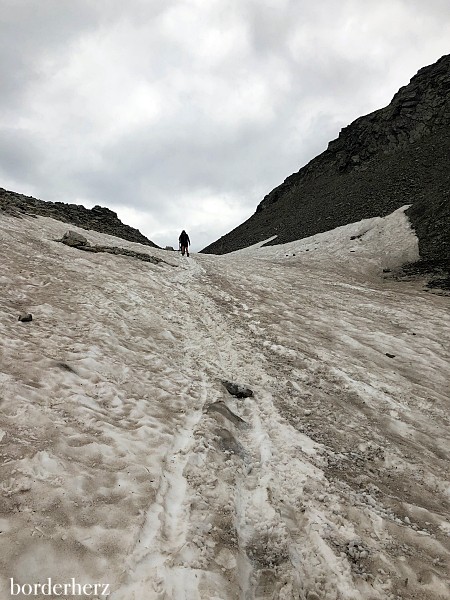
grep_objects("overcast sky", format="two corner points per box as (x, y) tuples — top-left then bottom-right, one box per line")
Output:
(1, 1), (449, 250)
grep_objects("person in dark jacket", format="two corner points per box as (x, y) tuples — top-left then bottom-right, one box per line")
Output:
(179, 230), (190, 256)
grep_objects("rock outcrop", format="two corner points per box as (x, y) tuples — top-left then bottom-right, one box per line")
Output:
(201, 54), (450, 264)
(59, 231), (168, 265)
(0, 188), (159, 248)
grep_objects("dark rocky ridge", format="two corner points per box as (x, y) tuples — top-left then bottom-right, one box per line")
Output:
(0, 188), (159, 248)
(201, 54), (450, 263)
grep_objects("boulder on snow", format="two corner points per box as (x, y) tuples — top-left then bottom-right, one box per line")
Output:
(18, 313), (32, 322)
(61, 230), (90, 247)
(222, 380), (254, 398)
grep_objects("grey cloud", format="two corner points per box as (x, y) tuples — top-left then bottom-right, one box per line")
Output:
(0, 1), (449, 248)
(0, 127), (40, 181)
(0, 2), (98, 107)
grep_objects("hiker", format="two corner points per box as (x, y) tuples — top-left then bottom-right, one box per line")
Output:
(179, 230), (190, 256)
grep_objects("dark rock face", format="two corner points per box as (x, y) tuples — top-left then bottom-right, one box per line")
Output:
(201, 54), (450, 263)
(0, 189), (159, 248)
(392, 259), (450, 291)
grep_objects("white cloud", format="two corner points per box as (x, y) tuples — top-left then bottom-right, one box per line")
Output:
(116, 189), (252, 251)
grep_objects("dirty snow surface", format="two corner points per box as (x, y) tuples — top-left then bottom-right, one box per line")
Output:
(1, 208), (449, 600)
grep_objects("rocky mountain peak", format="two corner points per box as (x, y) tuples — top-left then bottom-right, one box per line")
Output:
(325, 53), (449, 172)
(202, 54), (450, 265)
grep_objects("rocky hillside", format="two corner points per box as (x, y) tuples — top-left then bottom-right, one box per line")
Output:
(0, 188), (159, 247)
(201, 54), (450, 263)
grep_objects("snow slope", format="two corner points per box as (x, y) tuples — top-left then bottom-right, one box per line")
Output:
(0, 208), (449, 600)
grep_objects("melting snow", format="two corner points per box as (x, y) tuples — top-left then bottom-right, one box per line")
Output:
(0, 207), (449, 599)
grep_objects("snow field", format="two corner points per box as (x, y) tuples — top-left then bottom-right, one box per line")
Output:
(0, 208), (449, 599)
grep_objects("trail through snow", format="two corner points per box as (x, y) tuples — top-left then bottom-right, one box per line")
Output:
(0, 209), (449, 600)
